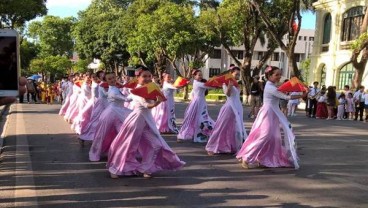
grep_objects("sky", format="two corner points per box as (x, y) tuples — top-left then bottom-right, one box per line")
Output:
(44, 0), (316, 29)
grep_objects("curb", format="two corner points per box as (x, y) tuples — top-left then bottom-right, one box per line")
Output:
(0, 104), (11, 152)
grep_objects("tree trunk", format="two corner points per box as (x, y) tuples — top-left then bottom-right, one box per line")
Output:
(351, 47), (368, 88)
(286, 50), (301, 79)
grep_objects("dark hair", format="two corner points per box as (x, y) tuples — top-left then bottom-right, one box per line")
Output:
(201, 79), (209, 96)
(264, 66), (280, 79)
(191, 69), (201, 77)
(344, 85), (350, 89)
(338, 92), (345, 99)
(230, 66), (240, 73)
(96, 70), (105, 79)
(135, 65), (150, 77)
(313, 81), (319, 85)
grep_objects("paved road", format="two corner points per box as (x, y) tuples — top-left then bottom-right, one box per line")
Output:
(0, 103), (367, 208)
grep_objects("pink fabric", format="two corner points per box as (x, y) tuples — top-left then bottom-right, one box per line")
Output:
(236, 106), (292, 168)
(89, 104), (132, 161)
(206, 106), (238, 154)
(107, 98), (185, 176)
(79, 97), (108, 141)
(71, 99), (95, 135)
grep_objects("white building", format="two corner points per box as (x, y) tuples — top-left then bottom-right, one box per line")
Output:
(201, 29), (315, 80)
(309, 0), (368, 89)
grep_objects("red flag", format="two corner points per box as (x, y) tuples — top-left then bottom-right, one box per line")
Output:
(205, 73), (239, 88)
(292, 20), (298, 34)
(278, 77), (307, 92)
(131, 82), (167, 101)
(74, 81), (82, 88)
(122, 78), (138, 89)
(173, 76), (190, 87)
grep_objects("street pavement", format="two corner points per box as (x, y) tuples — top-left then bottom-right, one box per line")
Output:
(0, 102), (368, 208)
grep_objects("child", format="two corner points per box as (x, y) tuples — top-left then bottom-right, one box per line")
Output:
(46, 84), (55, 105)
(336, 93), (346, 120)
(287, 91), (300, 116)
(345, 92), (355, 120)
(316, 91), (328, 119)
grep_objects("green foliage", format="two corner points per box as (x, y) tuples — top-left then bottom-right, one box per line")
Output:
(351, 32), (368, 50)
(73, 0), (130, 70)
(20, 38), (40, 73)
(299, 58), (310, 83)
(28, 16), (75, 57)
(30, 55), (72, 77)
(73, 59), (91, 73)
(0, 0), (47, 28)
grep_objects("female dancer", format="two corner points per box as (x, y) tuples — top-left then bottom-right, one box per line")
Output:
(236, 66), (306, 169)
(177, 70), (214, 143)
(89, 73), (132, 161)
(153, 73), (180, 134)
(107, 66), (185, 178)
(206, 67), (246, 155)
(59, 74), (74, 116)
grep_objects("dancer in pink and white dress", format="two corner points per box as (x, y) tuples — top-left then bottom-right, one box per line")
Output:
(59, 74), (75, 116)
(206, 67), (247, 155)
(63, 75), (83, 123)
(177, 70), (214, 143)
(107, 66), (185, 179)
(152, 73), (180, 134)
(72, 73), (100, 135)
(79, 71), (109, 141)
(236, 66), (307, 169)
(89, 73), (132, 161)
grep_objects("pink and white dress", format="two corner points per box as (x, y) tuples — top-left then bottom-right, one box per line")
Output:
(107, 92), (185, 176)
(79, 83), (108, 141)
(89, 85), (132, 161)
(206, 84), (246, 154)
(59, 81), (73, 116)
(236, 81), (299, 169)
(152, 81), (178, 134)
(66, 82), (91, 124)
(63, 84), (81, 121)
(72, 81), (99, 135)
(177, 80), (214, 143)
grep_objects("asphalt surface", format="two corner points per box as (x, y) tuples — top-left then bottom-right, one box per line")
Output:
(0, 102), (367, 208)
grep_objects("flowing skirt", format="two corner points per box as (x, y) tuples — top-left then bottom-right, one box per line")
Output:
(59, 93), (72, 116)
(177, 98), (214, 142)
(89, 104), (132, 161)
(79, 98), (108, 141)
(206, 104), (243, 154)
(236, 106), (293, 168)
(71, 98), (95, 135)
(153, 101), (178, 134)
(107, 110), (185, 176)
(316, 102), (328, 119)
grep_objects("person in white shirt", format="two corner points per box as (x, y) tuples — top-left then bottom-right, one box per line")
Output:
(353, 86), (365, 121)
(308, 81), (320, 118)
(364, 90), (368, 122)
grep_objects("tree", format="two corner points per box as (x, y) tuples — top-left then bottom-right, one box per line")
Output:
(0, 0), (47, 28)
(20, 38), (40, 75)
(30, 56), (72, 81)
(28, 16), (76, 57)
(73, 59), (91, 73)
(299, 58), (310, 84)
(350, 8), (368, 88)
(251, 0), (303, 79)
(73, 0), (130, 76)
(198, 0), (277, 103)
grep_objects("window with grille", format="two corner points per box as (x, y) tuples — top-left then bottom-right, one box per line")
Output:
(210, 49), (222, 59)
(338, 63), (354, 89)
(323, 14), (332, 44)
(341, 6), (365, 42)
(209, 68), (221, 77)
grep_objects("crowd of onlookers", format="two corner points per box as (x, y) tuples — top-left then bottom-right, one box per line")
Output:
(246, 76), (368, 122)
(19, 78), (60, 105)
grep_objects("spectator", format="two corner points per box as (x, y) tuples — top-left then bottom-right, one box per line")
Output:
(345, 92), (355, 120)
(308, 81), (320, 118)
(26, 79), (37, 103)
(336, 93), (346, 120)
(248, 75), (263, 118)
(326, 86), (336, 120)
(353, 86), (365, 121)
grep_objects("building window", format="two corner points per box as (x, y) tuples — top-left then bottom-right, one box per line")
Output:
(341, 6), (365, 42)
(257, 52), (264, 60)
(304, 36), (307, 41)
(271, 53), (280, 61)
(322, 13), (332, 44)
(231, 50), (244, 60)
(209, 68), (221, 77)
(298, 36), (302, 41)
(320, 65), (326, 86)
(127, 70), (135, 77)
(294, 53), (301, 62)
(210, 49), (222, 59)
(338, 62), (355, 89)
(309, 37), (314, 41)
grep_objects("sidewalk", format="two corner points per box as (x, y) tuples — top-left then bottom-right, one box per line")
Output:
(0, 104), (10, 151)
